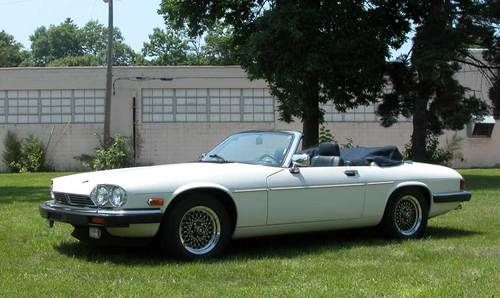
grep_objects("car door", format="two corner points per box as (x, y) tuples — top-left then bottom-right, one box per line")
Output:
(266, 166), (366, 225)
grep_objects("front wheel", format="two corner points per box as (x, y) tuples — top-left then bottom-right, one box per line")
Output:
(160, 194), (231, 259)
(381, 189), (429, 239)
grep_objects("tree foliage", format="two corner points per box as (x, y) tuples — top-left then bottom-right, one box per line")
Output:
(159, 1), (409, 147)
(142, 22), (236, 66)
(0, 30), (25, 67)
(27, 18), (140, 66)
(379, 0), (498, 161)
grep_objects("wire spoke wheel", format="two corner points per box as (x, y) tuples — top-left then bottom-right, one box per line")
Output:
(178, 206), (221, 255)
(393, 195), (423, 236)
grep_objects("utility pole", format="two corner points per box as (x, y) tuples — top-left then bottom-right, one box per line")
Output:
(103, 0), (113, 146)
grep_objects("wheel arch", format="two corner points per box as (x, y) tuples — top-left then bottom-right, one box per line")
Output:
(387, 181), (432, 209)
(165, 183), (238, 234)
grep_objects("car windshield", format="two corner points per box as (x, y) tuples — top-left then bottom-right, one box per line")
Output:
(201, 132), (294, 167)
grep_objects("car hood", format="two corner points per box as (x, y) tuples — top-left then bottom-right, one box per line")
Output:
(52, 162), (284, 195)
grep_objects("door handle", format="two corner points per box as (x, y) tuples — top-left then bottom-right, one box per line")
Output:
(344, 170), (357, 177)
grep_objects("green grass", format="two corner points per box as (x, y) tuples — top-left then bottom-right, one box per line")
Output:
(0, 170), (499, 297)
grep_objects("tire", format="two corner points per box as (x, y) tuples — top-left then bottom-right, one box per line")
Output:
(160, 194), (231, 259)
(381, 189), (429, 239)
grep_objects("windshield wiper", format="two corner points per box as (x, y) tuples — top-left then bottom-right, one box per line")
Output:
(208, 154), (229, 163)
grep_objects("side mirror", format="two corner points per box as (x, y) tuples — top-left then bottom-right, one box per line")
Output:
(199, 153), (206, 160)
(290, 154), (310, 174)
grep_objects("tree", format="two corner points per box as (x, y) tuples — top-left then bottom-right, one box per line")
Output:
(379, 1), (498, 162)
(142, 27), (190, 65)
(159, 1), (409, 147)
(142, 23), (235, 65)
(202, 23), (237, 65)
(30, 18), (83, 66)
(28, 19), (140, 66)
(0, 30), (24, 67)
(80, 20), (141, 66)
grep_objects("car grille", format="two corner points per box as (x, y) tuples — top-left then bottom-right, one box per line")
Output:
(53, 192), (95, 207)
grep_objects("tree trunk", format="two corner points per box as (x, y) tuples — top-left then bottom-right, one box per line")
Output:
(411, 96), (428, 162)
(301, 81), (320, 149)
(302, 110), (319, 149)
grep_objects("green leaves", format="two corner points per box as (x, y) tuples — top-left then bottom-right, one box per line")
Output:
(2, 132), (47, 173)
(0, 30), (24, 67)
(75, 135), (132, 171)
(27, 18), (140, 67)
(158, 0), (409, 147)
(142, 23), (236, 66)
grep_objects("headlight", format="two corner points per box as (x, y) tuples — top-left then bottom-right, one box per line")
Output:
(90, 185), (127, 208)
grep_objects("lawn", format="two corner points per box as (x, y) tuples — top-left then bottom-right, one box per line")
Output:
(0, 169), (499, 297)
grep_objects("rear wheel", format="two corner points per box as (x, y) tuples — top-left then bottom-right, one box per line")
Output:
(161, 194), (231, 259)
(381, 189), (429, 239)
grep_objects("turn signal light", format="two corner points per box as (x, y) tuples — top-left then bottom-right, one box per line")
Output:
(460, 179), (465, 191)
(148, 198), (164, 206)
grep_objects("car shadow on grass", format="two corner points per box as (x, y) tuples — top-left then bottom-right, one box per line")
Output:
(53, 226), (481, 265)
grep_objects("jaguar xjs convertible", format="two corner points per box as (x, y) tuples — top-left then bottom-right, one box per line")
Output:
(40, 130), (471, 259)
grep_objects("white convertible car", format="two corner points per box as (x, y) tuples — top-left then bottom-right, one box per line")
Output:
(40, 130), (471, 259)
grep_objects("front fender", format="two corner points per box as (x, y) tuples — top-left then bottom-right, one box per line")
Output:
(170, 182), (232, 204)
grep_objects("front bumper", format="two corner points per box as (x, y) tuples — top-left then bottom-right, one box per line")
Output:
(39, 200), (163, 227)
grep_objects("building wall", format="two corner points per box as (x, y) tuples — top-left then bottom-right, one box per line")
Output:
(0, 65), (497, 171)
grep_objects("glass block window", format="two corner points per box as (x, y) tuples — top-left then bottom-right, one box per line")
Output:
(0, 89), (105, 124)
(209, 88), (241, 122)
(177, 88), (208, 122)
(321, 101), (412, 122)
(5, 90), (39, 123)
(74, 89), (105, 123)
(242, 88), (275, 122)
(142, 88), (275, 123)
(40, 90), (72, 123)
(0, 91), (5, 124)
(321, 102), (378, 122)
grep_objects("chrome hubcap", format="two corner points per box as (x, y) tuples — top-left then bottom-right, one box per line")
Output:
(394, 195), (422, 236)
(179, 206), (221, 255)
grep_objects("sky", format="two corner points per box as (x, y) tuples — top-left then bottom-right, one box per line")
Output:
(0, 0), (166, 51)
(0, 0), (413, 58)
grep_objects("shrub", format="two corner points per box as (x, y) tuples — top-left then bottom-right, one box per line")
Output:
(2, 132), (47, 173)
(404, 133), (463, 166)
(18, 135), (47, 172)
(2, 131), (22, 173)
(319, 125), (336, 144)
(76, 135), (132, 171)
(318, 126), (358, 149)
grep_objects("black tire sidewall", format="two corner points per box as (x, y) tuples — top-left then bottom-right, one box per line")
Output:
(161, 194), (231, 259)
(382, 189), (429, 239)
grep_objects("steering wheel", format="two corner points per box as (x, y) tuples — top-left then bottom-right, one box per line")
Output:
(257, 153), (279, 164)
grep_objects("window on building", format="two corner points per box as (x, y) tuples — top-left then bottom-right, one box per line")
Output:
(74, 89), (105, 123)
(0, 92), (5, 124)
(321, 102), (411, 122)
(142, 88), (275, 123)
(5, 90), (39, 123)
(0, 89), (105, 124)
(41, 90), (72, 123)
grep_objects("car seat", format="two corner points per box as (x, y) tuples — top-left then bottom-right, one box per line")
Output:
(311, 143), (342, 167)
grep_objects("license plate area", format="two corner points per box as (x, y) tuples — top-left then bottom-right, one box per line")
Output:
(89, 226), (102, 239)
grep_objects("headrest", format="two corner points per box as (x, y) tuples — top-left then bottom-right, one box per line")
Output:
(318, 143), (340, 156)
